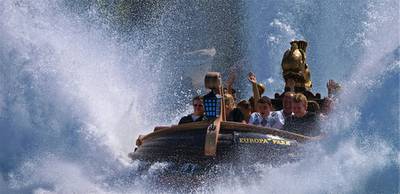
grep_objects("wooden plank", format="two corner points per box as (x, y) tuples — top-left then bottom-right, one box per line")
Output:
(141, 121), (211, 142)
(154, 126), (170, 131)
(204, 117), (222, 156)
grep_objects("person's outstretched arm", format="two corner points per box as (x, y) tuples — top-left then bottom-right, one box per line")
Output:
(248, 72), (260, 103)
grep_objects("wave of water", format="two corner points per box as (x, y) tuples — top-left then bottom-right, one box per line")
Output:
(0, 0), (399, 193)
(239, 1), (399, 193)
(0, 0), (163, 193)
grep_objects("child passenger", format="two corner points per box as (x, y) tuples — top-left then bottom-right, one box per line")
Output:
(248, 96), (285, 129)
(282, 93), (320, 136)
(225, 94), (246, 123)
(237, 100), (252, 123)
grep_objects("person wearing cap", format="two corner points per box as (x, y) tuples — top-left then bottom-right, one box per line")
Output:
(248, 96), (284, 129)
(178, 96), (204, 124)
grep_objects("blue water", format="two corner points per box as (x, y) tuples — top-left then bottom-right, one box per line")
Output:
(0, 0), (399, 193)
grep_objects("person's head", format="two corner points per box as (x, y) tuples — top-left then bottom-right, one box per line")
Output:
(249, 97), (256, 113)
(237, 99), (251, 118)
(293, 93), (308, 117)
(224, 93), (235, 113)
(282, 92), (295, 115)
(307, 100), (320, 113)
(257, 96), (273, 117)
(224, 87), (237, 101)
(192, 96), (204, 116)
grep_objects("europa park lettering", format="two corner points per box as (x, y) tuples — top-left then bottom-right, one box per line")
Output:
(239, 138), (290, 145)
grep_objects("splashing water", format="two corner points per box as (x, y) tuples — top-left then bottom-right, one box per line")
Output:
(0, 0), (399, 193)
(0, 0), (164, 192)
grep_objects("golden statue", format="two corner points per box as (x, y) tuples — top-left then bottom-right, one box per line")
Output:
(281, 40), (312, 91)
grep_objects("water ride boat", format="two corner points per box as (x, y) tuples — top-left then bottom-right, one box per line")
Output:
(129, 40), (332, 167)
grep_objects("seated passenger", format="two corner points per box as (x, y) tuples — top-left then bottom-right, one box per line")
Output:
(280, 92), (295, 119)
(225, 94), (246, 123)
(224, 87), (237, 102)
(178, 96), (204, 124)
(237, 100), (252, 123)
(307, 100), (320, 114)
(249, 97), (256, 113)
(282, 93), (321, 136)
(249, 96), (284, 129)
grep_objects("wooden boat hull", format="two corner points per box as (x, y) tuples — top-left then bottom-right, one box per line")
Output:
(129, 121), (312, 166)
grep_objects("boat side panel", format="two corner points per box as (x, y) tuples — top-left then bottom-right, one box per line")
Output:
(131, 128), (302, 164)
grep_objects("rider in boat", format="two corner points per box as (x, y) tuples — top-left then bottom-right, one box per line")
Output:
(237, 100), (252, 123)
(178, 95), (205, 124)
(223, 71), (249, 123)
(248, 96), (285, 129)
(177, 40), (339, 137)
(282, 93), (321, 136)
(280, 92), (295, 119)
(225, 93), (246, 123)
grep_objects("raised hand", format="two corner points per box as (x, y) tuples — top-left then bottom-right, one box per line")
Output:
(226, 71), (236, 87)
(327, 80), (340, 97)
(248, 72), (260, 103)
(248, 72), (257, 84)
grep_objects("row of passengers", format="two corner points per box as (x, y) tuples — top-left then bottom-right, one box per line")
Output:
(178, 93), (247, 124)
(230, 72), (329, 136)
(230, 90), (320, 135)
(179, 92), (320, 136)
(179, 74), (336, 137)
(249, 92), (321, 137)
(178, 91), (321, 137)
